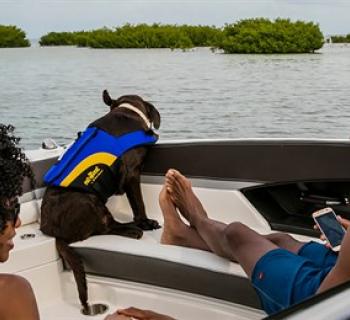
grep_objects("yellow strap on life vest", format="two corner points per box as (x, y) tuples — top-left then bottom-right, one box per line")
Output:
(60, 152), (117, 187)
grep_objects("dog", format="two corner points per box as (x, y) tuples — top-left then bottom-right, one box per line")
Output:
(40, 90), (161, 312)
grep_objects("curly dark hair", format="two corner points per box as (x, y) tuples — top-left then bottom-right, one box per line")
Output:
(0, 124), (34, 229)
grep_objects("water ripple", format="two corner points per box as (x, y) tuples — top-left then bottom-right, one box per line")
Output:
(1, 45), (350, 149)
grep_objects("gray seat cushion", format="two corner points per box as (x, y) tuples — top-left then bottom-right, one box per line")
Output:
(71, 235), (262, 309)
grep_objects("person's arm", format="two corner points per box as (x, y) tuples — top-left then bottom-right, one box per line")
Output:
(317, 225), (350, 293)
(0, 274), (40, 320)
(104, 312), (132, 320)
(115, 307), (176, 320)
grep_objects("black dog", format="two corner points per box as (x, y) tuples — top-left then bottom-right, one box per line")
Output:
(40, 90), (161, 312)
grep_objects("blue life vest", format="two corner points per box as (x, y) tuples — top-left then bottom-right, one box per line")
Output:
(44, 127), (158, 200)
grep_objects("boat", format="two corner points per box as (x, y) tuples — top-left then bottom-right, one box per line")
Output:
(2, 137), (350, 320)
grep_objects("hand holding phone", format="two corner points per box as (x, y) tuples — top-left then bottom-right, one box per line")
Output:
(312, 207), (346, 251)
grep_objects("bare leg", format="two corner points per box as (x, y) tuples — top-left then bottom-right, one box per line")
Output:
(265, 232), (305, 254)
(165, 169), (280, 278)
(159, 185), (209, 251)
(169, 171), (305, 254)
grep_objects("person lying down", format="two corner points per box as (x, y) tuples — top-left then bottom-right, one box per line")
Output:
(116, 168), (350, 319)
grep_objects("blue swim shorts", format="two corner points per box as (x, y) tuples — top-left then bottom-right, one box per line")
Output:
(251, 241), (337, 315)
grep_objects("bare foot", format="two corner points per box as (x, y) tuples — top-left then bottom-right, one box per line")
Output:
(165, 169), (207, 226)
(159, 185), (188, 245)
(159, 185), (209, 251)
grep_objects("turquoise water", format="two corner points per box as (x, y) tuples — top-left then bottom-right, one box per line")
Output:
(0, 45), (350, 149)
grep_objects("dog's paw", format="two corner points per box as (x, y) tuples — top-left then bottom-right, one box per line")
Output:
(123, 226), (143, 239)
(110, 221), (143, 239)
(135, 218), (161, 230)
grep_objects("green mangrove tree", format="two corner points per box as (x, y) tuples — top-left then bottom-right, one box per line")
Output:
(39, 19), (324, 53)
(39, 24), (223, 49)
(219, 18), (324, 54)
(331, 34), (350, 43)
(0, 25), (30, 48)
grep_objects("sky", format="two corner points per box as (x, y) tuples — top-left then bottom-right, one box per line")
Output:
(0, 0), (349, 39)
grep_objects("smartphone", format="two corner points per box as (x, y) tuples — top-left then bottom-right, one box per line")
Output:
(312, 207), (346, 251)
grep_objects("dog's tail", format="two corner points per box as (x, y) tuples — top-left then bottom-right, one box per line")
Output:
(56, 238), (89, 312)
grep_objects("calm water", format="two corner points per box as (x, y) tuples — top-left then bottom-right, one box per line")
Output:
(0, 45), (350, 150)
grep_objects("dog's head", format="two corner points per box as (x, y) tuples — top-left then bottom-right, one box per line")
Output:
(103, 90), (160, 131)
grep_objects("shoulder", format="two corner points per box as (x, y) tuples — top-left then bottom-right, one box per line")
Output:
(0, 274), (39, 320)
(0, 274), (35, 305)
(0, 273), (32, 291)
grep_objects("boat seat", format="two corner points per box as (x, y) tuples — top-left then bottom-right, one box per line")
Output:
(68, 184), (267, 309)
(16, 176), (264, 309)
(71, 231), (262, 309)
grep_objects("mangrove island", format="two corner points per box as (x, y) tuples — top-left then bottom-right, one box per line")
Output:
(219, 18), (324, 54)
(39, 18), (325, 54)
(331, 34), (350, 43)
(0, 25), (30, 48)
(39, 24), (223, 49)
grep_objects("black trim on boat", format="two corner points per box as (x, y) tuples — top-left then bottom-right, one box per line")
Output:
(243, 181), (350, 236)
(142, 140), (350, 182)
(24, 157), (58, 192)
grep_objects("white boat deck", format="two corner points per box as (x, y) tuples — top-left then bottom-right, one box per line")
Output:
(37, 273), (265, 320)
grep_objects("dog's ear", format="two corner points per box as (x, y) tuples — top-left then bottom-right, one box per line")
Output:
(145, 101), (161, 129)
(103, 90), (113, 107)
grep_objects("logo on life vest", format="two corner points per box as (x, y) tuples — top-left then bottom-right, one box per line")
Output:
(84, 166), (104, 186)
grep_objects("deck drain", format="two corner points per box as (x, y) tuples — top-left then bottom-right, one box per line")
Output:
(81, 303), (109, 316)
(20, 233), (36, 240)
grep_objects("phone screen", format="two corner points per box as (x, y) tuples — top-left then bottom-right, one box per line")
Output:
(315, 211), (345, 248)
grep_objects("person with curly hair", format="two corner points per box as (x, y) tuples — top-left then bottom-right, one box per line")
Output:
(0, 124), (141, 320)
(0, 124), (41, 320)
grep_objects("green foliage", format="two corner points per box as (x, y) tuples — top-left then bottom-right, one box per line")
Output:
(39, 24), (223, 49)
(219, 18), (324, 54)
(39, 20), (324, 54)
(39, 32), (77, 46)
(331, 34), (350, 43)
(0, 25), (30, 48)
